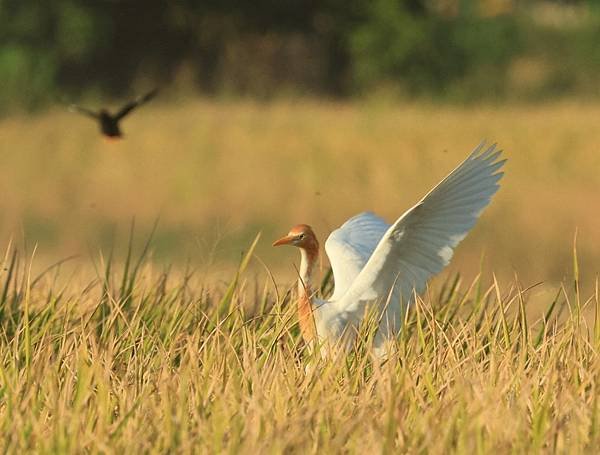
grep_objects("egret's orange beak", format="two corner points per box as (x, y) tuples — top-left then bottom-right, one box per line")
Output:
(273, 234), (295, 247)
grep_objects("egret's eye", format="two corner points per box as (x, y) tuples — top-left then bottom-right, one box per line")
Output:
(298, 234), (305, 240)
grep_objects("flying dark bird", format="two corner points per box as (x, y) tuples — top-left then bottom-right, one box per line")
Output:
(68, 88), (159, 139)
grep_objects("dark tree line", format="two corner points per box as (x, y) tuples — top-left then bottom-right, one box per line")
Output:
(1, 0), (600, 110)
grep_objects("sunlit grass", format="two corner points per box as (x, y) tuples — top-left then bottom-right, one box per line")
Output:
(0, 238), (598, 452)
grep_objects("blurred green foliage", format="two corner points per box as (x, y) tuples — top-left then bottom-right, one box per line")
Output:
(1, 0), (600, 110)
(350, 0), (520, 99)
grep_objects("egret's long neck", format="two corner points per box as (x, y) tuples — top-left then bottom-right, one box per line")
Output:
(298, 247), (318, 343)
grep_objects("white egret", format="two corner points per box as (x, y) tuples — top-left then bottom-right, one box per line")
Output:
(273, 142), (505, 356)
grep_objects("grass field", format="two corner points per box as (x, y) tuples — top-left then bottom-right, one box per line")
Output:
(0, 99), (599, 451)
(0, 243), (598, 452)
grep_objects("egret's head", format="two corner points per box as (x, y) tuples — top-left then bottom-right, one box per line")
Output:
(273, 224), (319, 252)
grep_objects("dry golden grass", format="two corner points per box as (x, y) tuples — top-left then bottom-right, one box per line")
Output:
(0, 242), (598, 453)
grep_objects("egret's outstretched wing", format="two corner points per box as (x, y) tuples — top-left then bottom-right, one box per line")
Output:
(68, 104), (99, 119)
(339, 143), (505, 313)
(115, 88), (159, 120)
(325, 212), (390, 301)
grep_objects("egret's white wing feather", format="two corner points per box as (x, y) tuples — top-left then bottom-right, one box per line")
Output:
(339, 143), (505, 316)
(325, 212), (390, 301)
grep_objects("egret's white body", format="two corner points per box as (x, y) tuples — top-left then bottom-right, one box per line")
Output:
(274, 143), (505, 356)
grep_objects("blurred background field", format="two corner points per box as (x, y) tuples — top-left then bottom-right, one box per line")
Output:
(1, 99), (599, 292)
(1, 0), (600, 288)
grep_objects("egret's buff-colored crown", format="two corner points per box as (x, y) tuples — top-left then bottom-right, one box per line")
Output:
(288, 224), (313, 236)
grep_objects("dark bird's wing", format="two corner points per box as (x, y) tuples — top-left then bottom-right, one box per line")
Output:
(68, 104), (100, 119)
(114, 88), (159, 120)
